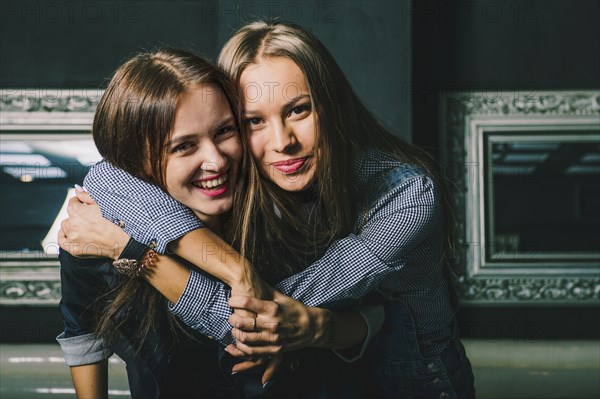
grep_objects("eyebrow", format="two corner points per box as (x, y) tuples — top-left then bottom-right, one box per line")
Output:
(167, 116), (236, 146)
(244, 94), (311, 116)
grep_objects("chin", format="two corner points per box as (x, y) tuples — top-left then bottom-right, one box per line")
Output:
(275, 183), (310, 193)
(208, 199), (234, 215)
(274, 175), (315, 192)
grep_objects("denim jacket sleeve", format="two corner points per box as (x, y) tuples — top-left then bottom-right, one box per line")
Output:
(56, 250), (116, 366)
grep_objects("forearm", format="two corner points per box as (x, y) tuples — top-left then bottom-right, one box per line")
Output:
(115, 239), (236, 345)
(314, 308), (367, 350)
(70, 361), (108, 399)
(168, 229), (268, 299)
(169, 229), (246, 285)
(142, 254), (191, 304)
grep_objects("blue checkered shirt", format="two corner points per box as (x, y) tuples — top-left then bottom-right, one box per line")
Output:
(85, 148), (455, 357)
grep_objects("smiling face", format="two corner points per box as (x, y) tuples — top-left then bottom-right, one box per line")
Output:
(165, 84), (242, 224)
(240, 57), (317, 192)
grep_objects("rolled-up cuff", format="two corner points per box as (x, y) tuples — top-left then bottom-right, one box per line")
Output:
(168, 270), (217, 320)
(56, 332), (112, 366)
(139, 210), (204, 254)
(333, 304), (385, 363)
(168, 270), (234, 345)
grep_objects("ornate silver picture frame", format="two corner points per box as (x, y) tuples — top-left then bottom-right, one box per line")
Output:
(0, 89), (102, 305)
(440, 91), (600, 305)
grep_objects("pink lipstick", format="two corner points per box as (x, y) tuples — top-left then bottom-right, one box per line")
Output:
(191, 173), (229, 197)
(270, 157), (309, 174)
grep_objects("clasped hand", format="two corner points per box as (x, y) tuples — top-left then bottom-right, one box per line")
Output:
(226, 290), (329, 384)
(57, 190), (129, 259)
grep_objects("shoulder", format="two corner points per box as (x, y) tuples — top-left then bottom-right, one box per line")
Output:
(354, 147), (428, 182)
(84, 160), (167, 201)
(354, 147), (437, 205)
(85, 159), (131, 183)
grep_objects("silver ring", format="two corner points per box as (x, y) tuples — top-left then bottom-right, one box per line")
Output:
(252, 318), (257, 331)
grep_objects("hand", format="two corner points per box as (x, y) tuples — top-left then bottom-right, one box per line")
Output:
(227, 290), (331, 355)
(229, 266), (273, 332)
(226, 291), (331, 384)
(229, 272), (273, 358)
(230, 269), (273, 301)
(57, 190), (129, 260)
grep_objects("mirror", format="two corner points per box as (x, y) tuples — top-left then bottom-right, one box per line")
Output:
(0, 89), (99, 305)
(488, 135), (600, 261)
(441, 90), (600, 305)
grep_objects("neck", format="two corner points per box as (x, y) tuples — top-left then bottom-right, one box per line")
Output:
(195, 213), (222, 236)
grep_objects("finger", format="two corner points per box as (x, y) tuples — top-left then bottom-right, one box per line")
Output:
(262, 354), (284, 385)
(58, 229), (80, 256)
(232, 328), (272, 345)
(231, 357), (268, 373)
(233, 307), (257, 320)
(67, 196), (84, 213)
(60, 218), (70, 237)
(234, 340), (282, 357)
(75, 189), (95, 205)
(224, 344), (249, 358)
(232, 326), (283, 345)
(57, 229), (66, 249)
(229, 296), (279, 316)
(229, 313), (257, 331)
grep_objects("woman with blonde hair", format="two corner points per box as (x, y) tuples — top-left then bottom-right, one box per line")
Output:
(62, 21), (475, 398)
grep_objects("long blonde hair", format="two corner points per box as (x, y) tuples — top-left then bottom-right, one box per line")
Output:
(92, 48), (246, 350)
(218, 21), (455, 282)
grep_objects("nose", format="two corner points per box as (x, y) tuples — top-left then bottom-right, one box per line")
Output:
(199, 142), (228, 173)
(270, 120), (297, 153)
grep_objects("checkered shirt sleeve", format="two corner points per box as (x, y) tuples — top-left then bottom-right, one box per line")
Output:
(168, 271), (235, 344)
(84, 160), (204, 254)
(277, 174), (440, 307)
(170, 173), (440, 344)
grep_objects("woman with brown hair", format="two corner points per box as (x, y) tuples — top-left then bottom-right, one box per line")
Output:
(56, 47), (258, 398)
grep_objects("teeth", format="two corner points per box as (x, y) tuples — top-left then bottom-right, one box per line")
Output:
(194, 173), (228, 190)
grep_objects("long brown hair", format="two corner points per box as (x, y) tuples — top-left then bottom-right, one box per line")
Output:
(219, 21), (455, 286)
(92, 48), (245, 350)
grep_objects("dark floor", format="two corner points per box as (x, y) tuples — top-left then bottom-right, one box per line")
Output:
(0, 340), (598, 398)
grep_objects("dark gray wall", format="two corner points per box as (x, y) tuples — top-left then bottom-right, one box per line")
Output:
(0, 1), (220, 86)
(1, 0), (411, 139)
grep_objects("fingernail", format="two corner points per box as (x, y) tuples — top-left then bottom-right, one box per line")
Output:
(74, 184), (84, 192)
(263, 380), (272, 389)
(231, 371), (238, 375)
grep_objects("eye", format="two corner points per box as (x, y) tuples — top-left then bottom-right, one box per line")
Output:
(289, 103), (311, 117)
(215, 125), (237, 139)
(245, 117), (264, 128)
(171, 141), (194, 153)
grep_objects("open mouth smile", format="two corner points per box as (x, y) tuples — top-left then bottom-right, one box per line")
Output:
(191, 173), (229, 197)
